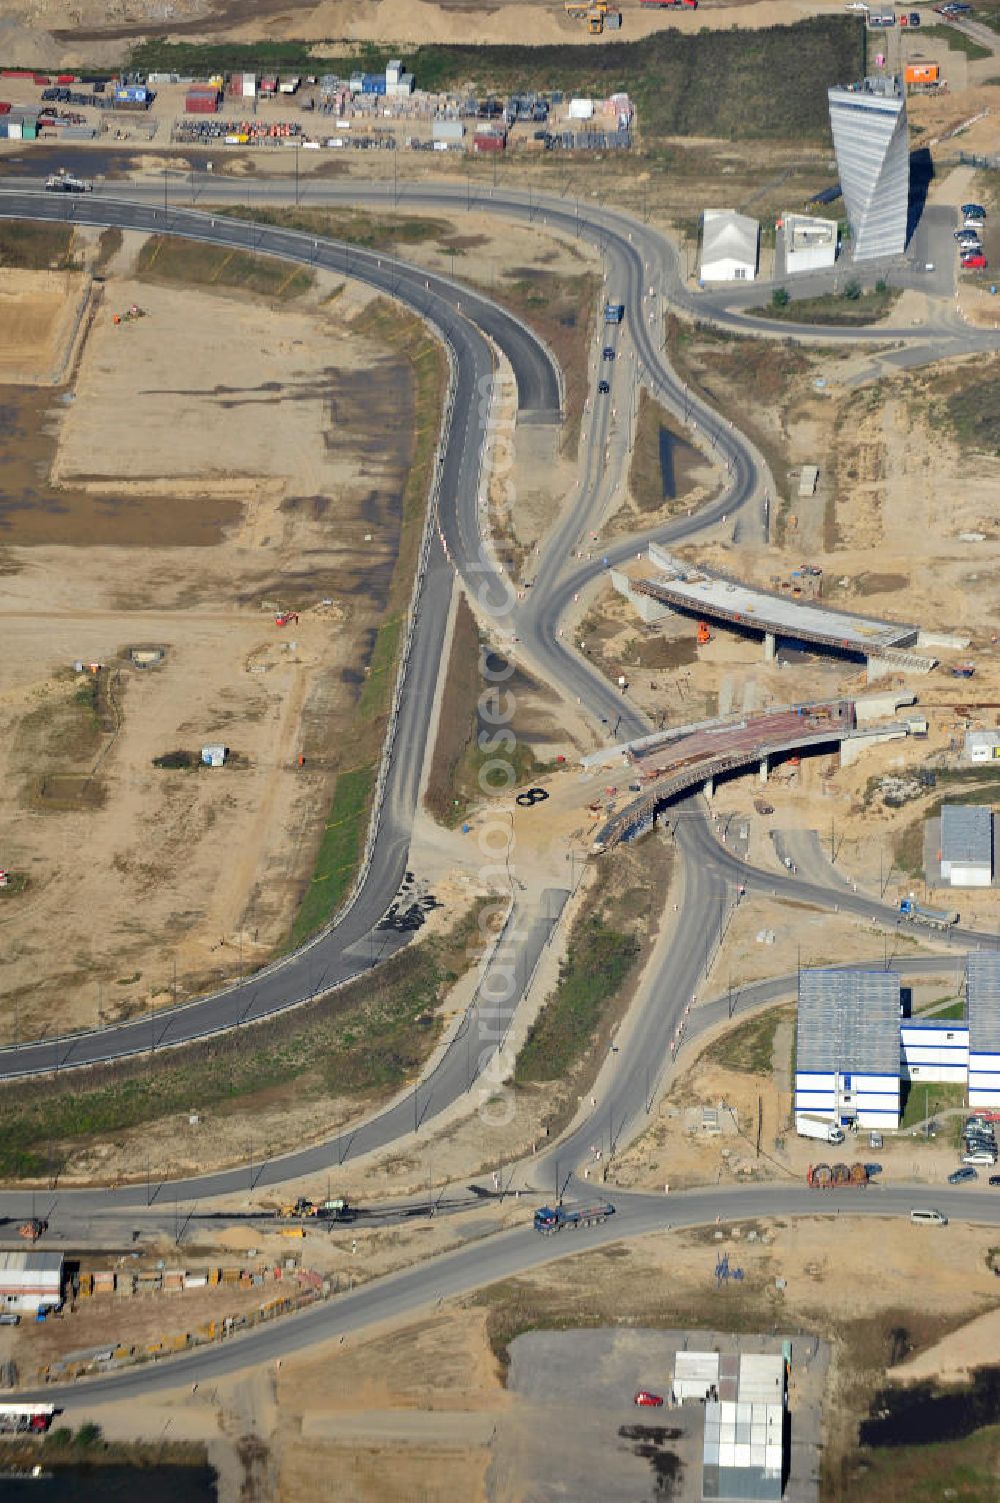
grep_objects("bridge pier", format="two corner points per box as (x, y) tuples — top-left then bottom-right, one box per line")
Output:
(763, 631), (777, 663)
(703, 776), (714, 800)
(759, 755), (770, 784)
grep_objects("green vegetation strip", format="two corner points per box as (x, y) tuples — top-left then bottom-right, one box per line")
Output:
(755, 282), (900, 326)
(0, 904), (485, 1181)
(135, 234), (314, 300)
(288, 764), (375, 949)
(358, 617), (403, 720)
(218, 204), (448, 253)
(702, 1006), (793, 1078)
(918, 24), (993, 59)
(899, 1080), (967, 1135)
(515, 917), (639, 1085)
(0, 219), (76, 271)
(130, 17), (862, 143)
(941, 370), (1000, 456)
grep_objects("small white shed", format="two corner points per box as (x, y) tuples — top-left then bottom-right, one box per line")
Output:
(700, 210), (759, 282)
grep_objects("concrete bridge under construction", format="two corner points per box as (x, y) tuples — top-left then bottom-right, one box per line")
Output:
(612, 545), (938, 680)
(588, 698), (915, 853)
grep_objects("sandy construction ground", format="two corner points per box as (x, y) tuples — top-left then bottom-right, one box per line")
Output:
(51, 1208), (1000, 1502)
(2, 0), (871, 67)
(0, 245), (418, 1037)
(0, 268), (93, 385)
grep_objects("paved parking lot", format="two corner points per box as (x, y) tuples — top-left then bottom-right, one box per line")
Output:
(488, 1327), (829, 1503)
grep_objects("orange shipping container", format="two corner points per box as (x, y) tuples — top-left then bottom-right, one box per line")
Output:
(905, 62), (939, 84)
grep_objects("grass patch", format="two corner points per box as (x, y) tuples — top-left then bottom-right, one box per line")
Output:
(899, 1080), (966, 1133)
(0, 219), (77, 270)
(358, 616), (403, 720)
(424, 594), (547, 826)
(627, 389), (706, 516)
(971, 3), (1000, 31)
(918, 23), (993, 59)
(0, 902), (487, 1181)
(753, 285), (900, 326)
(938, 766), (1000, 788)
(666, 315), (812, 505)
(924, 998), (966, 1021)
(702, 1007), (791, 1077)
(135, 234), (314, 301)
(279, 294), (446, 945)
(218, 204), (448, 253)
(940, 368), (1000, 456)
(513, 845), (671, 1093)
(514, 917), (640, 1085)
(894, 817), (925, 880)
(287, 764), (375, 949)
(848, 1423), (1000, 1503)
(129, 19), (861, 144)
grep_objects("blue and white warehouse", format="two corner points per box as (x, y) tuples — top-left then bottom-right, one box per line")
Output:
(794, 957), (1000, 1129)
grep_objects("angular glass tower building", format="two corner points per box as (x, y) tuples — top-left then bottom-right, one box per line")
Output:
(827, 76), (909, 261)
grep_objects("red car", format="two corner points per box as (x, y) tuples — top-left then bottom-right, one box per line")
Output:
(962, 254), (988, 269)
(634, 1390), (664, 1407)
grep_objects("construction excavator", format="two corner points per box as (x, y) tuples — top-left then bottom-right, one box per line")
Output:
(697, 621), (712, 645)
(565, 0), (610, 32)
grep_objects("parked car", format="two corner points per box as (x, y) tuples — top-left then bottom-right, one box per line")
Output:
(963, 1150), (997, 1166)
(962, 254), (988, 269)
(598, 379), (611, 395)
(948, 1166), (978, 1184)
(956, 229), (981, 241)
(909, 9), (921, 21)
(634, 1391), (664, 1408)
(961, 203), (986, 218)
(989, 1175), (1000, 1187)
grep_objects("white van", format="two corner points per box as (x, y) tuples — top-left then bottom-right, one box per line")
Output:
(910, 1208), (948, 1225)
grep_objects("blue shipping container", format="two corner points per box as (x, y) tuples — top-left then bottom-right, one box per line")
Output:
(0, 123), (6, 138)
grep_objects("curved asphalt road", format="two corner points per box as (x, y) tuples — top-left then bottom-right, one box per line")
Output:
(21, 1180), (999, 1402)
(0, 187), (561, 1082)
(0, 178), (994, 1393)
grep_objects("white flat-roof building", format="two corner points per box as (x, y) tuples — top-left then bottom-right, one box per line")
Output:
(782, 213), (838, 274)
(900, 1018), (969, 1086)
(675, 1350), (720, 1402)
(940, 804), (993, 887)
(965, 729), (1000, 764)
(828, 76), (908, 260)
(703, 1401), (785, 1501)
(700, 210), (759, 283)
(792, 957), (1000, 1119)
(795, 968), (902, 1129)
(0, 1252), (63, 1313)
(702, 1354), (787, 1501)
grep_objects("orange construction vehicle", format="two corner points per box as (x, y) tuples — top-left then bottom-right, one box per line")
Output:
(274, 611), (299, 627)
(697, 621), (711, 645)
